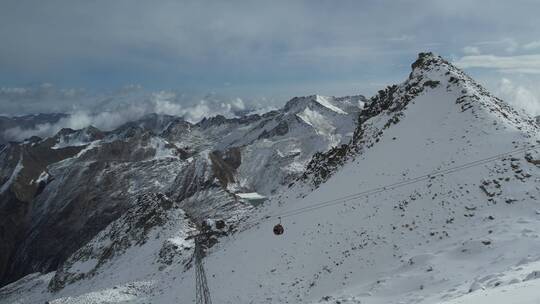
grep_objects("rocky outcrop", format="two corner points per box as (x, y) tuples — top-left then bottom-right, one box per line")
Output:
(48, 193), (196, 291)
(258, 120), (289, 139)
(209, 147), (241, 187)
(525, 150), (540, 165)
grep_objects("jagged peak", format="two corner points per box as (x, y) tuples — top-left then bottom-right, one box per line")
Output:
(197, 114), (228, 127)
(84, 125), (102, 134)
(283, 95), (316, 112)
(55, 127), (76, 137)
(55, 125), (102, 137)
(283, 94), (360, 115)
(406, 52), (487, 95)
(362, 52), (498, 116)
(408, 52), (464, 82)
(195, 113), (263, 129)
(411, 52), (446, 70)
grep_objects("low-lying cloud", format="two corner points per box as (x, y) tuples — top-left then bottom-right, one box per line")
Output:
(150, 91), (246, 123)
(455, 54), (540, 74)
(1, 85), (258, 142)
(495, 78), (540, 117)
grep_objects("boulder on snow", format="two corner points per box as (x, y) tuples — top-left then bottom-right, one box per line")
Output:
(523, 270), (540, 282)
(525, 150), (540, 165)
(468, 280), (485, 293)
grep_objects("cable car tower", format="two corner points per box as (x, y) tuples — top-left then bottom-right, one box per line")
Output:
(194, 233), (212, 304)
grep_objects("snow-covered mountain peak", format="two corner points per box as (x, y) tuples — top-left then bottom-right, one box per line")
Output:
(303, 52), (539, 187)
(378, 52), (537, 132)
(115, 113), (185, 136)
(407, 52), (479, 92)
(49, 125), (105, 149)
(283, 94), (364, 116)
(407, 52), (467, 91)
(313, 95), (348, 114)
(410, 51), (445, 70)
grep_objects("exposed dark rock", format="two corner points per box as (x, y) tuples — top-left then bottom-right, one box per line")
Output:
(48, 193), (194, 292)
(161, 119), (192, 139)
(258, 120), (289, 139)
(209, 148), (241, 187)
(196, 113), (264, 130)
(424, 80), (440, 88)
(116, 113), (180, 135)
(525, 151), (540, 165)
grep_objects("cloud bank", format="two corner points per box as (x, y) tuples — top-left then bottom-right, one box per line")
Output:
(1, 86), (257, 141)
(455, 54), (540, 74)
(2, 1), (540, 140)
(495, 78), (540, 116)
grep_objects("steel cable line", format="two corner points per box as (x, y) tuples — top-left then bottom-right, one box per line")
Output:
(276, 145), (534, 218)
(243, 143), (538, 226)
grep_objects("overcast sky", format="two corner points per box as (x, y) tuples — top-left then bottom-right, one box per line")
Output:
(1, 0), (540, 118)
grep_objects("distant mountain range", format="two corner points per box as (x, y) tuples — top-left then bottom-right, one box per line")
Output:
(0, 113), (67, 144)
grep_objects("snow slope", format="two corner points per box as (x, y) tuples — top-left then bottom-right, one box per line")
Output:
(1, 53), (540, 304)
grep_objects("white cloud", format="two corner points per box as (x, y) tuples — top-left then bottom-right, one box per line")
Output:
(151, 91), (184, 116)
(2, 107), (149, 141)
(0, 84), (90, 114)
(150, 91), (247, 123)
(463, 46), (481, 55)
(454, 54), (540, 74)
(1, 86), (259, 141)
(473, 38), (519, 53)
(387, 34), (415, 42)
(3, 124), (57, 141)
(523, 41), (540, 51)
(232, 98), (245, 110)
(496, 78), (540, 116)
(504, 39), (519, 53)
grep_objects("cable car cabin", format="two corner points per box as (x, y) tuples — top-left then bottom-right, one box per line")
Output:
(273, 223), (284, 235)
